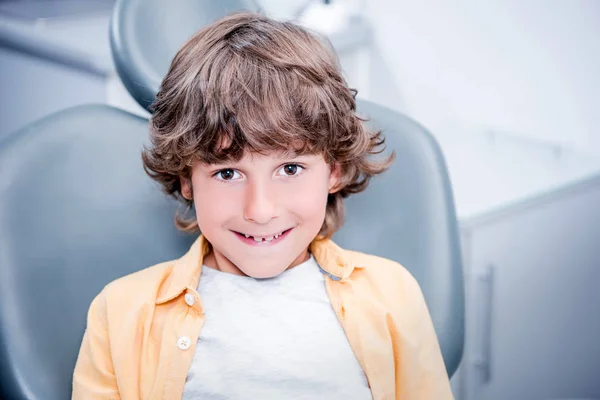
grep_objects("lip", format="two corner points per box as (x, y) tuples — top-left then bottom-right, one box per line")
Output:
(232, 228), (293, 247)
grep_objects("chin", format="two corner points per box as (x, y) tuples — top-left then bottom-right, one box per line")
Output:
(239, 263), (288, 279)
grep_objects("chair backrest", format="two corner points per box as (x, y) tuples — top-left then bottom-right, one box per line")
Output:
(334, 100), (465, 376)
(0, 105), (196, 400)
(110, 0), (260, 112)
(0, 102), (464, 400)
(0, 2), (464, 398)
(109, 0), (465, 376)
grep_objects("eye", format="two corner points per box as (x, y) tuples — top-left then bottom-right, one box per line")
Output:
(278, 164), (304, 177)
(214, 169), (241, 181)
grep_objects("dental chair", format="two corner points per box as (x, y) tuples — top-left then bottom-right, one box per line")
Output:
(0, 0), (464, 398)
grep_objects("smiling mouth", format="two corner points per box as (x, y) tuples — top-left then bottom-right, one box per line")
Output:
(232, 228), (293, 244)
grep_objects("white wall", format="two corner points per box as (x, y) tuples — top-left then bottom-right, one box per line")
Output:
(4, 0), (599, 218)
(363, 0), (600, 156)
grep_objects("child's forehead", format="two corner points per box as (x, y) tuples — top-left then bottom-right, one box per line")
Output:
(221, 148), (318, 163)
(214, 136), (317, 158)
(199, 127), (328, 166)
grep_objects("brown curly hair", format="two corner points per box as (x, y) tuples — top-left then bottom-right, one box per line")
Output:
(142, 12), (395, 238)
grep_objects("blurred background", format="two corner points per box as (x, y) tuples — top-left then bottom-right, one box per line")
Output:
(1, 0), (599, 399)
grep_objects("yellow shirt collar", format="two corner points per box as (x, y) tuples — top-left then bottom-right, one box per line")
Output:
(156, 234), (359, 304)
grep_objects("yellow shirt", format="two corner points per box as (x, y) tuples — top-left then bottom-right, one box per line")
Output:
(72, 235), (453, 399)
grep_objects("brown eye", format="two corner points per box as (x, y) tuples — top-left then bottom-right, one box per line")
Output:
(278, 164), (304, 177)
(284, 164), (298, 175)
(217, 169), (238, 180)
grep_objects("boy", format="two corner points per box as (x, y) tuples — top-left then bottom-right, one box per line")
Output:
(72, 12), (453, 400)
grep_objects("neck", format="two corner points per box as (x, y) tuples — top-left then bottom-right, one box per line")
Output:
(203, 247), (311, 277)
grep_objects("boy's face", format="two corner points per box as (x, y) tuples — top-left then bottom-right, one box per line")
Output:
(181, 150), (341, 278)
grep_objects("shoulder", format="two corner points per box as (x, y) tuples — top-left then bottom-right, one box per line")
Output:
(346, 249), (427, 317)
(347, 249), (420, 291)
(92, 260), (176, 317)
(104, 260), (174, 292)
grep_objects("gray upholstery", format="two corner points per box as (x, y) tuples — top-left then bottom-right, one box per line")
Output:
(0, 1), (464, 399)
(335, 100), (465, 376)
(110, 0), (260, 111)
(109, 0), (465, 376)
(0, 103), (464, 400)
(0, 105), (196, 400)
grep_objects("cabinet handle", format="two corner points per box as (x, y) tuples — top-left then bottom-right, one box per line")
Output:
(474, 264), (495, 383)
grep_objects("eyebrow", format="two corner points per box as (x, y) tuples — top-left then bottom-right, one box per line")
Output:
(204, 149), (315, 168)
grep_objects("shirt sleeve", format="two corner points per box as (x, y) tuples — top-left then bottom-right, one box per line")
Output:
(393, 268), (455, 400)
(72, 291), (121, 400)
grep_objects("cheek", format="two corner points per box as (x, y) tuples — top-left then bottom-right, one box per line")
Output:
(192, 184), (238, 223)
(284, 177), (329, 217)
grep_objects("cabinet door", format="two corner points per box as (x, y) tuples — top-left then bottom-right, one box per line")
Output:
(462, 177), (600, 400)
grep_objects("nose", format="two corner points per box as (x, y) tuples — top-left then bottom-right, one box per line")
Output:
(243, 179), (279, 224)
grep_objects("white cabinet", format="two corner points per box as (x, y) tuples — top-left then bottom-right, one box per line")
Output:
(445, 132), (600, 400)
(457, 175), (600, 400)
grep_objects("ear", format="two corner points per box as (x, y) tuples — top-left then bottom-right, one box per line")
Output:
(180, 176), (193, 200)
(328, 162), (342, 194)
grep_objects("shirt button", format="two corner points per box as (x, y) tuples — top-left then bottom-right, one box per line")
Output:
(184, 293), (195, 306)
(177, 336), (192, 350)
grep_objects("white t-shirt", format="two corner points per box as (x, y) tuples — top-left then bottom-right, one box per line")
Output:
(181, 254), (373, 400)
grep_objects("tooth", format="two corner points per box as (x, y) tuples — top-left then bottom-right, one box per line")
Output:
(244, 234), (250, 238)
(265, 236), (274, 241)
(253, 236), (262, 242)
